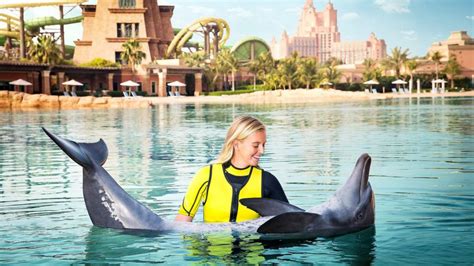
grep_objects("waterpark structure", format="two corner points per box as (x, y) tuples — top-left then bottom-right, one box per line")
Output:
(0, 0), (271, 96)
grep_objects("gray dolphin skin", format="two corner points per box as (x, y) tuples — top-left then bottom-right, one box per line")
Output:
(43, 128), (375, 240)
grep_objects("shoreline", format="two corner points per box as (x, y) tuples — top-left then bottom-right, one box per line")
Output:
(0, 89), (473, 110)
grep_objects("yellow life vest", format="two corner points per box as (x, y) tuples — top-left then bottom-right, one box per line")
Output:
(203, 164), (262, 223)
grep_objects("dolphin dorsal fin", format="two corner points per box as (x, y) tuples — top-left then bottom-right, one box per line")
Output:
(240, 198), (304, 216)
(257, 212), (321, 234)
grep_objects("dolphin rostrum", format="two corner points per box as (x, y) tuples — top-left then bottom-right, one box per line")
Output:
(43, 128), (375, 240)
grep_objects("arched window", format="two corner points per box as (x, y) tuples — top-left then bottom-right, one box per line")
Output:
(119, 0), (135, 8)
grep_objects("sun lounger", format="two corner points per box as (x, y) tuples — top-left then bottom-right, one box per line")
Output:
(63, 91), (70, 96)
(372, 89), (378, 94)
(168, 91), (174, 97)
(131, 91), (143, 97)
(391, 88), (397, 93)
(398, 88), (405, 94)
(123, 91), (130, 97)
(364, 89), (369, 93)
(71, 91), (78, 97)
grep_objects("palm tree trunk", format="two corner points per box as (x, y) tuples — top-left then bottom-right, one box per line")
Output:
(253, 74), (256, 90)
(231, 71), (235, 91)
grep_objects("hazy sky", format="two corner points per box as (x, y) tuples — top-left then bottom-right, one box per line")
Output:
(14, 0), (474, 57)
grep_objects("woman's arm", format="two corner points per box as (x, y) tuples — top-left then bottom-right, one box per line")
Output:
(175, 214), (193, 222)
(262, 171), (289, 203)
(175, 165), (211, 222)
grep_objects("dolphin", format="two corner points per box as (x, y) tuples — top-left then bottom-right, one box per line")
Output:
(42, 128), (375, 240)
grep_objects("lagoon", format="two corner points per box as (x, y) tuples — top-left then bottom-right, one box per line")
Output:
(0, 97), (473, 264)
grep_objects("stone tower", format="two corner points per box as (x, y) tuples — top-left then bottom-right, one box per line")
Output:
(73, 0), (174, 65)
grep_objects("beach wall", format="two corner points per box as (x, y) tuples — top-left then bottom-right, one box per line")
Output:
(0, 91), (152, 109)
(0, 90), (472, 110)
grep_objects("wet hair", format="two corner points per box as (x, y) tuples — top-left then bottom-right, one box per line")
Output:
(214, 116), (266, 164)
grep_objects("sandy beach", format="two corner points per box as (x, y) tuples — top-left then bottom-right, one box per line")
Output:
(0, 89), (473, 110)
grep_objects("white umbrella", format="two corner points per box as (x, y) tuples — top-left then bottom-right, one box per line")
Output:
(10, 79), (32, 86)
(120, 80), (140, 87)
(392, 79), (407, 85)
(62, 79), (83, 94)
(167, 81), (186, 87)
(9, 78), (32, 93)
(62, 79), (83, 86)
(392, 79), (407, 89)
(363, 80), (379, 85)
(120, 80), (140, 95)
(363, 79), (379, 90)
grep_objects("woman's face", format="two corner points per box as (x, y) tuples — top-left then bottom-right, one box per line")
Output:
(232, 130), (266, 168)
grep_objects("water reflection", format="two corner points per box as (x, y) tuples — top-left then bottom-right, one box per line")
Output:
(182, 232), (266, 264)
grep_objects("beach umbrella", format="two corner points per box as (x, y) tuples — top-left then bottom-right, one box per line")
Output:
(120, 80), (140, 87)
(62, 79), (83, 93)
(363, 79), (379, 90)
(62, 79), (83, 86)
(9, 78), (32, 92)
(167, 81), (186, 87)
(120, 80), (140, 94)
(392, 79), (407, 89)
(167, 81), (186, 96)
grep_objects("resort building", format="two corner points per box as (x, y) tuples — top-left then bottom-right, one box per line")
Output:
(271, 0), (387, 64)
(73, 0), (202, 96)
(0, 0), (203, 97)
(425, 31), (474, 78)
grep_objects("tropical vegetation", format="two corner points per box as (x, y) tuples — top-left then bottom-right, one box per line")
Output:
(120, 38), (146, 77)
(27, 34), (62, 65)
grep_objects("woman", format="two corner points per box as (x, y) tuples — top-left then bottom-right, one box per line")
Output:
(176, 116), (288, 223)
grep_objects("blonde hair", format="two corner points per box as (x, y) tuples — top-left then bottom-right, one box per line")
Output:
(214, 116), (266, 164)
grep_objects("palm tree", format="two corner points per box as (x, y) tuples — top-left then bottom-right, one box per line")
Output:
(121, 39), (146, 80)
(181, 51), (206, 68)
(405, 60), (418, 80)
(429, 51), (444, 79)
(362, 58), (381, 81)
(247, 59), (260, 90)
(384, 47), (409, 78)
(278, 51), (299, 90)
(215, 49), (232, 90)
(297, 57), (320, 89)
(27, 34), (61, 65)
(444, 56), (461, 89)
(263, 69), (285, 90)
(322, 58), (342, 86)
(255, 51), (275, 87)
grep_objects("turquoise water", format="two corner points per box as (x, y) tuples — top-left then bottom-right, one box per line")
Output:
(0, 97), (473, 264)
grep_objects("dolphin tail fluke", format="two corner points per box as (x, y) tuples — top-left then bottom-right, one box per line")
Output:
(240, 198), (304, 216)
(42, 127), (108, 167)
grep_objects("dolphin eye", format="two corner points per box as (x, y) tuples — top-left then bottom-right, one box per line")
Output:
(357, 212), (363, 220)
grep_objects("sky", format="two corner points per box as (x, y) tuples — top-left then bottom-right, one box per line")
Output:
(6, 0), (474, 57)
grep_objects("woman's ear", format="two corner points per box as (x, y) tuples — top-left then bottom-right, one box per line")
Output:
(232, 140), (239, 150)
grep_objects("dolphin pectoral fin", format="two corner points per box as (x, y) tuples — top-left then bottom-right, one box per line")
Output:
(240, 198), (304, 216)
(42, 127), (108, 166)
(257, 212), (321, 234)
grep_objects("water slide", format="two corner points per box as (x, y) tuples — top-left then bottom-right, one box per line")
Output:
(0, 0), (86, 42)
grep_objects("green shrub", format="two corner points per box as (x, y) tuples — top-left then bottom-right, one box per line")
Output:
(108, 91), (123, 97)
(80, 58), (119, 68)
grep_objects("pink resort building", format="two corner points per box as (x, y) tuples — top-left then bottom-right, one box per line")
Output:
(271, 0), (387, 64)
(422, 31), (474, 79)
